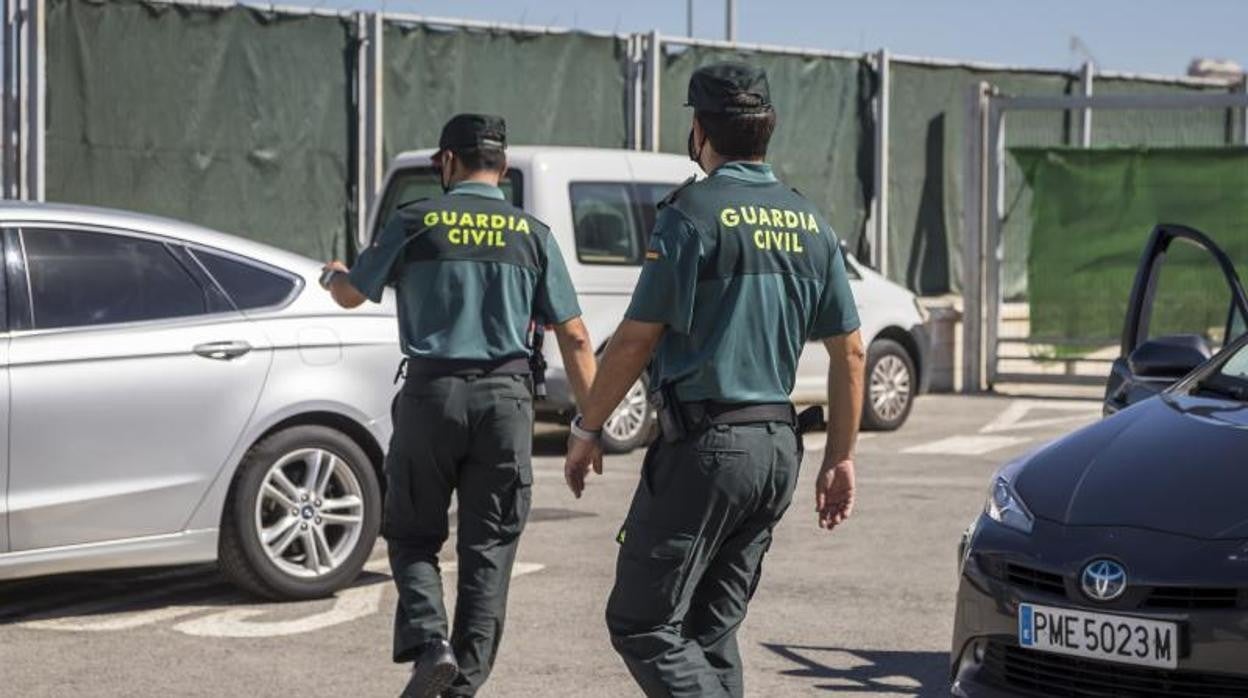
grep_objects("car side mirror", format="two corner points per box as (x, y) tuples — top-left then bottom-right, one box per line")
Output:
(1127, 335), (1211, 379)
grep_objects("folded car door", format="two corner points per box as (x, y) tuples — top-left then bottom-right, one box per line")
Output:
(1105, 224), (1248, 412)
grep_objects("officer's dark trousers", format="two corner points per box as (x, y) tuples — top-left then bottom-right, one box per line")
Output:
(606, 422), (802, 697)
(384, 372), (533, 698)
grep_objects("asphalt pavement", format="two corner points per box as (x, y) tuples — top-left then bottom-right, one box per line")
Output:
(0, 394), (1103, 697)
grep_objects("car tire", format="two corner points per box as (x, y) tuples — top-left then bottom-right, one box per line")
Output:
(219, 425), (381, 600)
(600, 375), (656, 454)
(861, 338), (916, 432)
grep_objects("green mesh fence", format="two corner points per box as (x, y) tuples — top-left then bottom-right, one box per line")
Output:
(45, 0), (355, 261)
(382, 23), (629, 162)
(1016, 147), (1248, 345)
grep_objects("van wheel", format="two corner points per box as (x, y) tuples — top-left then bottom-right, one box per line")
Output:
(601, 375), (655, 454)
(861, 339), (915, 431)
(219, 425), (381, 600)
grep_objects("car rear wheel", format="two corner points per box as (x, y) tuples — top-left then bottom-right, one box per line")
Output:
(219, 425), (381, 600)
(861, 338), (916, 431)
(601, 375), (655, 454)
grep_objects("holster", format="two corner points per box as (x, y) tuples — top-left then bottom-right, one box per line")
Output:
(528, 322), (548, 400)
(795, 405), (827, 435)
(651, 383), (689, 443)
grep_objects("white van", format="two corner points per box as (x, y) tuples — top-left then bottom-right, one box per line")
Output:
(369, 146), (929, 451)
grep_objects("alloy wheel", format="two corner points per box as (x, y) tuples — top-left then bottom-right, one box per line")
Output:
(253, 448), (365, 579)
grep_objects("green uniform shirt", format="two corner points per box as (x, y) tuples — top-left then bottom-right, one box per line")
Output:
(625, 162), (859, 403)
(349, 181), (581, 360)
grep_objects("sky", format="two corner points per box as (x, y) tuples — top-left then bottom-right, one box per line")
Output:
(320, 0), (1248, 78)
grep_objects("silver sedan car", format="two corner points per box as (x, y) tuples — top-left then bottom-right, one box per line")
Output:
(0, 203), (400, 599)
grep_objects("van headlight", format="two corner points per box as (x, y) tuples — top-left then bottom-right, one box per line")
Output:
(985, 475), (1034, 534)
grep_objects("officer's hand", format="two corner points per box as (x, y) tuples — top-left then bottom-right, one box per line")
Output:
(564, 435), (603, 498)
(815, 458), (855, 530)
(323, 260), (350, 275)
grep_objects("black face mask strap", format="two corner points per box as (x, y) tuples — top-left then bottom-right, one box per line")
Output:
(439, 157), (452, 194)
(687, 129), (706, 167)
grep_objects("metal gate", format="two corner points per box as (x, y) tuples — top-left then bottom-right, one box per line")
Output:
(961, 85), (1248, 392)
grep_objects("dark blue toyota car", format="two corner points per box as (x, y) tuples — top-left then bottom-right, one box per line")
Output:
(952, 225), (1248, 697)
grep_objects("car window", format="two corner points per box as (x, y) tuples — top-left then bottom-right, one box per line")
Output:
(1222, 346), (1248, 380)
(1147, 239), (1237, 350)
(570, 181), (685, 266)
(23, 228), (209, 330)
(193, 249), (297, 310)
(371, 166), (523, 243)
(571, 183), (644, 265)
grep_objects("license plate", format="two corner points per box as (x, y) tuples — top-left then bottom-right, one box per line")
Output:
(1018, 603), (1179, 670)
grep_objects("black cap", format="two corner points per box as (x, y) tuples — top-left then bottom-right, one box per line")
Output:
(685, 62), (771, 114)
(436, 113), (506, 154)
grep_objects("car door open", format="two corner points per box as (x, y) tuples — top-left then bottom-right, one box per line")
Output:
(1105, 224), (1248, 413)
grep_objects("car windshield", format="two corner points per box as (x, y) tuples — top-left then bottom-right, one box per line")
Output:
(1191, 341), (1248, 402)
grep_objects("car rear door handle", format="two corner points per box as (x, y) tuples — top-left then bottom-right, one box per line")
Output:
(193, 340), (253, 361)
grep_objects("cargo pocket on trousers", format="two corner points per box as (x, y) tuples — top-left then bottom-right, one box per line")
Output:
(501, 462), (533, 539)
(609, 531), (696, 626)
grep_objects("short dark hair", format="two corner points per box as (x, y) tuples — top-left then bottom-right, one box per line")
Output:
(695, 97), (776, 159)
(451, 146), (506, 173)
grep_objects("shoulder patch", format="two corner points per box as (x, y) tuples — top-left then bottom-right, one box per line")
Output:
(658, 176), (698, 210)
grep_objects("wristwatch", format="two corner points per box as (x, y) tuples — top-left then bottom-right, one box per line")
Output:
(570, 414), (602, 443)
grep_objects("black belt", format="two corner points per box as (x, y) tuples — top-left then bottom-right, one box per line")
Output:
(399, 356), (531, 381)
(679, 401), (796, 428)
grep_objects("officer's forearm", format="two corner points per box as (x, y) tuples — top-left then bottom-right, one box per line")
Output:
(824, 330), (865, 463)
(330, 275), (368, 309)
(553, 317), (597, 410)
(580, 320), (664, 430)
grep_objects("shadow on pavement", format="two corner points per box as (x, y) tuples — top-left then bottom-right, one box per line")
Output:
(0, 563), (392, 625)
(763, 643), (949, 696)
(533, 427), (568, 457)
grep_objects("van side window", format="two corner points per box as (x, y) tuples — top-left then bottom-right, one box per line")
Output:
(570, 181), (685, 266)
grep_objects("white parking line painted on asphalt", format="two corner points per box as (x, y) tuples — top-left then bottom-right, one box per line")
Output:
(17, 561), (545, 638)
(802, 432), (874, 453)
(902, 435), (1031, 456)
(21, 602), (224, 632)
(978, 399), (1100, 434)
(174, 583), (385, 638)
(176, 561), (545, 639)
(16, 579), (223, 631)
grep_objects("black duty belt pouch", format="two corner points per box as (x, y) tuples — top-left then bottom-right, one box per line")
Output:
(652, 383), (689, 443)
(795, 405), (827, 435)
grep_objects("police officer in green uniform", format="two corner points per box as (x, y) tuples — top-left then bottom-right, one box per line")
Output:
(564, 64), (867, 697)
(324, 114), (599, 698)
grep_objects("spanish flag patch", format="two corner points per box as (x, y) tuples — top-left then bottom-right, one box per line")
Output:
(644, 250), (662, 261)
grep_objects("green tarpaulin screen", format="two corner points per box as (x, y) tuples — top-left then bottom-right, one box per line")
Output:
(46, 0), (355, 261)
(1016, 147), (1248, 345)
(383, 24), (629, 161)
(659, 46), (873, 252)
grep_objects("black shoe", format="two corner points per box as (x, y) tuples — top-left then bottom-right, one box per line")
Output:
(401, 639), (458, 698)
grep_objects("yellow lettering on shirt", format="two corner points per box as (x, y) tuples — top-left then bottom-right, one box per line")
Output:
(721, 208), (741, 227)
(424, 211), (439, 226)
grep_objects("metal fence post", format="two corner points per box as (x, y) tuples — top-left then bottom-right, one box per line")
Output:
(354, 12), (383, 250)
(961, 82), (989, 393)
(1079, 61), (1094, 147)
(871, 48), (890, 274)
(1239, 75), (1248, 146)
(644, 30), (661, 152)
(16, 0), (43, 200)
(1, 0), (15, 198)
(984, 99), (1004, 388)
